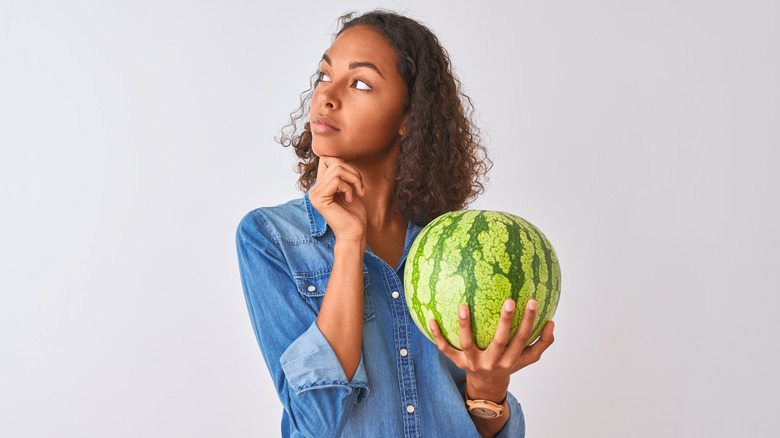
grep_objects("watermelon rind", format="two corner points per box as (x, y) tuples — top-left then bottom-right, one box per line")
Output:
(403, 210), (561, 350)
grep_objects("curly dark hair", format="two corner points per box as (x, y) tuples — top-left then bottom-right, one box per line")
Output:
(277, 9), (491, 225)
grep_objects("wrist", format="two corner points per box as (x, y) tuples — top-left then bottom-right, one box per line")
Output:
(465, 375), (509, 404)
(334, 235), (366, 253)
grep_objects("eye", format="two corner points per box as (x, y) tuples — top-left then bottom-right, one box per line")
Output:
(317, 71), (331, 82)
(354, 79), (372, 91)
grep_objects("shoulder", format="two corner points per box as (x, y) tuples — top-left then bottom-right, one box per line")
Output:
(236, 197), (337, 287)
(236, 197), (310, 246)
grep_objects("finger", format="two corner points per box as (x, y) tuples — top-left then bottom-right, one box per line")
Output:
(323, 165), (365, 198)
(338, 177), (360, 204)
(313, 175), (347, 203)
(313, 157), (333, 192)
(341, 180), (353, 203)
(504, 299), (538, 357)
(318, 155), (341, 168)
(316, 156), (342, 184)
(318, 158), (365, 195)
(334, 169), (364, 198)
(485, 299), (516, 357)
(513, 320), (555, 372)
(317, 172), (358, 205)
(458, 305), (479, 362)
(341, 165), (365, 197)
(429, 319), (466, 369)
(316, 155), (332, 177)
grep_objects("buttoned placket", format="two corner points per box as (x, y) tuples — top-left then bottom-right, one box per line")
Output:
(387, 263), (421, 437)
(364, 249), (422, 438)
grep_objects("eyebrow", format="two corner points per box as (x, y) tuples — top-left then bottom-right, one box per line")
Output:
(322, 54), (385, 78)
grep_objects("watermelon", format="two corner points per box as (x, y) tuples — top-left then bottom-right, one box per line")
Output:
(404, 210), (560, 350)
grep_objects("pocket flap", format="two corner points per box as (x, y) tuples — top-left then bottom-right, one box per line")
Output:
(294, 268), (374, 321)
(294, 269), (371, 295)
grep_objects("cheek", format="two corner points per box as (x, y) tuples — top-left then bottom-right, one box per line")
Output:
(359, 104), (404, 135)
(308, 93), (317, 119)
(310, 85), (326, 115)
(373, 114), (405, 143)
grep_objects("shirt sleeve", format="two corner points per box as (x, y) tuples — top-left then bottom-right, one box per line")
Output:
(495, 391), (525, 438)
(236, 210), (369, 437)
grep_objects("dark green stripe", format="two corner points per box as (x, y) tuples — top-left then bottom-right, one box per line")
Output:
(457, 211), (489, 337)
(429, 211), (468, 343)
(498, 212), (527, 342)
(525, 219), (559, 339)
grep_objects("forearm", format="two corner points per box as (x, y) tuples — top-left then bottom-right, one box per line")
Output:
(316, 237), (366, 381)
(468, 377), (511, 437)
(278, 322), (370, 437)
(470, 402), (510, 437)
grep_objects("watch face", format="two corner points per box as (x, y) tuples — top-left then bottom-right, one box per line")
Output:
(471, 407), (498, 419)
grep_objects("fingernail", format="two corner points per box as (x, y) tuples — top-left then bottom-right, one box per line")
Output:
(459, 305), (468, 319)
(429, 320), (436, 331)
(528, 299), (537, 311)
(504, 299), (515, 312)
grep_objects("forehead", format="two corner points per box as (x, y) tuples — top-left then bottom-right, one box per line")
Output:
(325, 25), (399, 69)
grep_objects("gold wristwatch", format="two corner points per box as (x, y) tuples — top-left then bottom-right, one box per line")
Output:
(464, 385), (506, 419)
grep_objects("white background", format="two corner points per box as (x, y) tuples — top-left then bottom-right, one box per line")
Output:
(2, 1), (778, 436)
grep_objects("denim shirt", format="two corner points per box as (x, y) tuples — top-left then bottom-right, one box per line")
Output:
(236, 194), (525, 437)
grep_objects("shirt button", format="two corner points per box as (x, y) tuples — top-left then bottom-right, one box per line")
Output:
(307, 285), (316, 293)
(406, 404), (415, 414)
(400, 348), (408, 357)
(391, 291), (400, 299)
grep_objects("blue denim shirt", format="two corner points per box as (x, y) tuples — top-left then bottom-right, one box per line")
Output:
(236, 194), (525, 437)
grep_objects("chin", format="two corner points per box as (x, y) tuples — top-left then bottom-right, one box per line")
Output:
(311, 141), (340, 159)
(311, 142), (325, 158)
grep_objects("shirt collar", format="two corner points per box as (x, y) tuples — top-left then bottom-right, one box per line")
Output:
(304, 188), (428, 244)
(304, 191), (328, 237)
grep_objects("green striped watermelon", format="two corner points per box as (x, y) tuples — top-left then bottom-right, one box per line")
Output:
(404, 210), (560, 350)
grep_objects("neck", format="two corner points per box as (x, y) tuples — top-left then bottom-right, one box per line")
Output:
(345, 141), (407, 231)
(358, 168), (406, 231)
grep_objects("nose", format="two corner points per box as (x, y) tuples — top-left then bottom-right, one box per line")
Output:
(316, 84), (339, 110)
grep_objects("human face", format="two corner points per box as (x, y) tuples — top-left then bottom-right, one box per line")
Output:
(310, 25), (408, 166)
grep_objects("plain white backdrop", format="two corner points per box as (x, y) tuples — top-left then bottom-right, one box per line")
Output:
(1, 1), (778, 436)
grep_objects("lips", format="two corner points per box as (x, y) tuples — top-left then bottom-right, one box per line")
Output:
(312, 115), (340, 133)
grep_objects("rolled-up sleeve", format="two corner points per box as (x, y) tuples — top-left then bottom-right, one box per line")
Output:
(236, 210), (368, 437)
(495, 391), (525, 438)
(281, 320), (369, 402)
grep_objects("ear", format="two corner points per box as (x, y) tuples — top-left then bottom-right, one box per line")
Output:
(398, 114), (409, 136)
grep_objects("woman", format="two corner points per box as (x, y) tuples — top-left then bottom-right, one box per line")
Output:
(236, 10), (555, 438)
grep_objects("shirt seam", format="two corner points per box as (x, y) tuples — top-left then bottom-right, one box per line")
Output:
(292, 380), (369, 395)
(253, 206), (334, 247)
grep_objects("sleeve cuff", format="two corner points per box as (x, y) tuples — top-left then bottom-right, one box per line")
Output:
(495, 391), (525, 438)
(279, 320), (370, 405)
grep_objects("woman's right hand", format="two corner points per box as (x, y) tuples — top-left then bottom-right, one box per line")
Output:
(308, 156), (367, 243)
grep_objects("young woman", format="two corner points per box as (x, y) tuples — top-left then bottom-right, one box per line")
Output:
(236, 10), (555, 438)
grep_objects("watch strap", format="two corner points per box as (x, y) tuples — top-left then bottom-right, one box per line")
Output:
(464, 384), (506, 419)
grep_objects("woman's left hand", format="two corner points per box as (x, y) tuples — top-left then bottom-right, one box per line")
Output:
(429, 299), (555, 400)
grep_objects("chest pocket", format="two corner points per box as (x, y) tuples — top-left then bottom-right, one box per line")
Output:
(294, 269), (375, 323)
